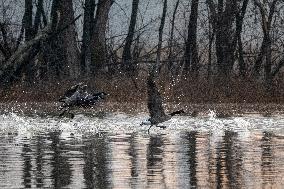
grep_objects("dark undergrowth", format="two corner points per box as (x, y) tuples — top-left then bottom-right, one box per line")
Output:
(0, 71), (283, 104)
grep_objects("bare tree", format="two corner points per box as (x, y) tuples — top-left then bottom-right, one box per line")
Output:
(22, 0), (33, 41)
(1, 0), (284, 97)
(184, 0), (199, 77)
(122, 0), (139, 71)
(34, 0), (47, 35)
(235, 0), (249, 77)
(206, 3), (214, 80)
(155, 0), (167, 73)
(0, 22), (12, 60)
(253, 0), (279, 90)
(81, 0), (96, 75)
(0, 14), (81, 86)
(21, 0), (35, 83)
(206, 0), (238, 89)
(91, 0), (113, 71)
(44, 0), (80, 79)
(168, 0), (180, 70)
(0, 0), (49, 84)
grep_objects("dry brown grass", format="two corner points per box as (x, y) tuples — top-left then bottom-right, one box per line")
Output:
(0, 71), (283, 104)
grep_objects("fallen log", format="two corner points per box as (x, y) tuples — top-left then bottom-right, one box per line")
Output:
(0, 25), (51, 84)
(0, 15), (81, 86)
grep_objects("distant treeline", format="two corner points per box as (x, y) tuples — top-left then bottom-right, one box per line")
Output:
(0, 0), (284, 99)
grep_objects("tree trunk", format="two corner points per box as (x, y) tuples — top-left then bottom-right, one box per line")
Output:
(91, 0), (113, 72)
(122, 0), (139, 71)
(0, 22), (12, 59)
(23, 0), (34, 41)
(235, 0), (249, 78)
(207, 0), (238, 87)
(219, 0), (237, 77)
(81, 0), (96, 75)
(22, 0), (35, 84)
(206, 0), (239, 96)
(253, 38), (266, 77)
(34, 0), (47, 34)
(253, 0), (279, 91)
(237, 33), (245, 77)
(272, 57), (284, 78)
(44, 0), (80, 80)
(155, 0), (167, 74)
(168, 0), (180, 71)
(264, 36), (272, 89)
(0, 25), (51, 85)
(0, 12), (81, 86)
(184, 0), (199, 77)
(207, 5), (214, 80)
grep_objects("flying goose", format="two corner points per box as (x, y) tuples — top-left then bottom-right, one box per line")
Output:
(141, 72), (184, 132)
(59, 83), (107, 117)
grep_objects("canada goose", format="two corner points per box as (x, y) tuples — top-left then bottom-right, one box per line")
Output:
(59, 83), (107, 117)
(141, 72), (184, 132)
(59, 82), (86, 104)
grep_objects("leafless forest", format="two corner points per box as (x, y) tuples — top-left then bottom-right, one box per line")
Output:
(0, 0), (284, 103)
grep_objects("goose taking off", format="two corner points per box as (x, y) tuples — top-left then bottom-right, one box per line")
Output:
(59, 83), (108, 117)
(141, 71), (184, 132)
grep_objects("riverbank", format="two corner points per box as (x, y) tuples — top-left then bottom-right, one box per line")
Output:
(0, 74), (284, 117)
(0, 102), (284, 118)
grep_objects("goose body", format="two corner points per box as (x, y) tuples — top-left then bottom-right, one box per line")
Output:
(141, 72), (184, 132)
(59, 83), (107, 117)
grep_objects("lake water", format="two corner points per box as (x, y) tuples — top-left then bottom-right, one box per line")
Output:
(0, 111), (283, 188)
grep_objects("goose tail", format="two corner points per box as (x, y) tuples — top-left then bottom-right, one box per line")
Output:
(169, 110), (185, 116)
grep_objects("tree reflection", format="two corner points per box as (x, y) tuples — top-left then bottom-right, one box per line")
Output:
(146, 134), (165, 186)
(261, 131), (275, 186)
(128, 133), (139, 186)
(49, 131), (72, 188)
(185, 131), (197, 188)
(215, 131), (244, 189)
(35, 135), (45, 188)
(82, 133), (110, 189)
(21, 143), (32, 188)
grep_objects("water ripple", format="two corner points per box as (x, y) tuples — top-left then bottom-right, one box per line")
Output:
(0, 110), (283, 188)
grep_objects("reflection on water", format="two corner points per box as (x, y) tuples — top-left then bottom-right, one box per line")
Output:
(82, 133), (110, 189)
(0, 114), (283, 188)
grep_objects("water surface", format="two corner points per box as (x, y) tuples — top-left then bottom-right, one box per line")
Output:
(0, 112), (283, 188)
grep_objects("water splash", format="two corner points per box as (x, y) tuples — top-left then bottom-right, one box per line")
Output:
(0, 111), (283, 138)
(208, 109), (217, 119)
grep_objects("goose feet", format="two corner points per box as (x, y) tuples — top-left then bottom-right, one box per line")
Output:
(147, 125), (153, 134)
(59, 108), (74, 119)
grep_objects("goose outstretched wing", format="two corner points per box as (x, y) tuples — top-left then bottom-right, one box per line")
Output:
(59, 82), (86, 102)
(147, 73), (167, 123)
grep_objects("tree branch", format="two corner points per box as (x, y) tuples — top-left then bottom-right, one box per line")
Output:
(0, 14), (82, 85)
(272, 57), (284, 78)
(0, 22), (12, 58)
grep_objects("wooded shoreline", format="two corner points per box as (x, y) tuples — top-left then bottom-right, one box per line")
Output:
(1, 0), (283, 102)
